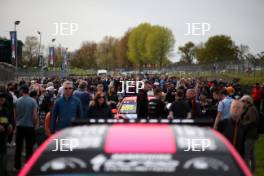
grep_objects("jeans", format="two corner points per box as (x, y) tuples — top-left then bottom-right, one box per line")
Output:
(14, 126), (35, 169)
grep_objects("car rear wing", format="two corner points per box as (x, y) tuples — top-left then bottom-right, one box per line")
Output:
(71, 118), (214, 127)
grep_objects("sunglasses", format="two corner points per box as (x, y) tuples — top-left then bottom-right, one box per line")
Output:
(64, 87), (73, 90)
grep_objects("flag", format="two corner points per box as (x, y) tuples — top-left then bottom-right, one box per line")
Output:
(10, 31), (17, 61)
(49, 47), (55, 65)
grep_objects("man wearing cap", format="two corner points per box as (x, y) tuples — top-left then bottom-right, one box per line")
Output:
(14, 85), (39, 170)
(240, 95), (258, 174)
(39, 84), (56, 114)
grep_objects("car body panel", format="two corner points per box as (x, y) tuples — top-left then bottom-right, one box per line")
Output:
(19, 124), (252, 176)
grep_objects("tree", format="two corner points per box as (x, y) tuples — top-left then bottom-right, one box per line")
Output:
(22, 36), (39, 67)
(178, 41), (195, 64)
(115, 30), (134, 68)
(128, 23), (175, 68)
(128, 23), (152, 67)
(53, 45), (64, 68)
(195, 35), (238, 63)
(96, 36), (118, 69)
(69, 41), (98, 69)
(145, 25), (175, 68)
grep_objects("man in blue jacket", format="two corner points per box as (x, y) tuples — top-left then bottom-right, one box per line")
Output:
(51, 81), (83, 133)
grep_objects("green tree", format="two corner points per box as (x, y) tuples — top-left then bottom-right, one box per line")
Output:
(196, 35), (238, 63)
(145, 25), (175, 68)
(178, 41), (195, 64)
(128, 23), (175, 68)
(128, 23), (152, 68)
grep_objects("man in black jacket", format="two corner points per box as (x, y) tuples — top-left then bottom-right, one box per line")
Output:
(218, 100), (246, 157)
(148, 88), (167, 119)
(137, 81), (152, 119)
(0, 92), (13, 176)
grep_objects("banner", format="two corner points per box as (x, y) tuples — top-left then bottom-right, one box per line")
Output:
(10, 31), (17, 61)
(49, 47), (55, 66)
(38, 55), (43, 67)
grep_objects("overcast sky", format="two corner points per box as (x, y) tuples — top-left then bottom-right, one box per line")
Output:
(0, 0), (263, 61)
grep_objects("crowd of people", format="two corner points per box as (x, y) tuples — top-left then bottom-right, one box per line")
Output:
(0, 74), (263, 175)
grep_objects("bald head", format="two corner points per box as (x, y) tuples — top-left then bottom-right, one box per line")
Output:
(186, 89), (196, 99)
(230, 100), (244, 121)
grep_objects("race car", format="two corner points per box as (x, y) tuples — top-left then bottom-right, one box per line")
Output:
(19, 124), (252, 176)
(114, 96), (155, 119)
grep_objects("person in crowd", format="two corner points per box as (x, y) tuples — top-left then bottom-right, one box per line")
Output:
(29, 80), (41, 97)
(226, 86), (236, 99)
(5, 83), (16, 147)
(87, 92), (113, 119)
(214, 89), (233, 129)
(51, 81), (83, 133)
(165, 82), (176, 103)
(73, 80), (91, 116)
(148, 88), (167, 119)
(136, 81), (152, 119)
(252, 83), (263, 112)
(0, 91), (13, 176)
(39, 84), (56, 114)
(7, 82), (17, 103)
(199, 94), (211, 118)
(44, 96), (55, 137)
(102, 76), (110, 93)
(96, 83), (105, 93)
(240, 95), (259, 174)
(218, 100), (246, 157)
(168, 90), (191, 119)
(14, 85), (38, 170)
(186, 89), (202, 118)
(29, 90), (38, 102)
(261, 82), (264, 113)
(107, 86), (118, 109)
